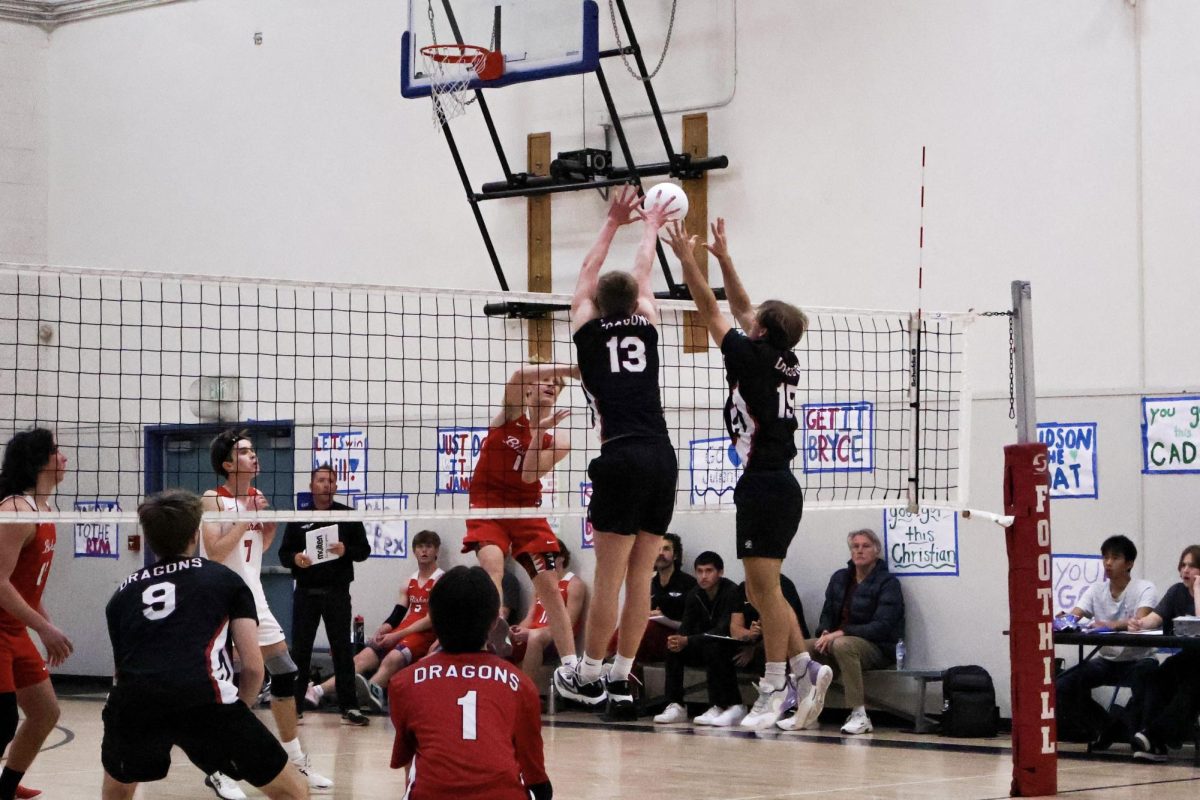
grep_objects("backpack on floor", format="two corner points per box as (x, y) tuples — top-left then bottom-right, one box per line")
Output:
(941, 665), (999, 737)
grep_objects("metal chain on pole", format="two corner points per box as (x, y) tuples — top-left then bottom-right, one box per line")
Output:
(608, 0), (678, 82)
(982, 310), (1017, 420)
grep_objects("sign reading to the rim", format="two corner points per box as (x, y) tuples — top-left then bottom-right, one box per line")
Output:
(802, 401), (874, 473)
(74, 500), (120, 559)
(1141, 396), (1200, 474)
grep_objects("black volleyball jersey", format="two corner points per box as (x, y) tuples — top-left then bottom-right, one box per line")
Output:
(573, 315), (670, 442)
(721, 329), (800, 470)
(106, 556), (257, 709)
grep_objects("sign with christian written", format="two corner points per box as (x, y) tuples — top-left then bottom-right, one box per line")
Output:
(312, 430), (367, 493)
(883, 507), (958, 576)
(580, 481), (594, 549)
(1142, 396), (1200, 474)
(802, 401), (874, 473)
(689, 436), (741, 505)
(74, 500), (119, 559)
(1036, 422), (1099, 499)
(352, 493), (408, 558)
(435, 426), (488, 494)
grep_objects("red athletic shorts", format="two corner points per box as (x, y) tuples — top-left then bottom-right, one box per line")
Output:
(0, 629), (49, 692)
(462, 518), (560, 558)
(368, 630), (437, 663)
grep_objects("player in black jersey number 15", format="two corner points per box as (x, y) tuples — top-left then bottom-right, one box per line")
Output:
(666, 218), (832, 732)
(553, 185), (680, 719)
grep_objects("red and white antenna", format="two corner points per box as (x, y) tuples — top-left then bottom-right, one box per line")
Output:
(907, 146), (927, 513)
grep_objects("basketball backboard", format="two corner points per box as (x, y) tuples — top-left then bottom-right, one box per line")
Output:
(401, 0), (599, 98)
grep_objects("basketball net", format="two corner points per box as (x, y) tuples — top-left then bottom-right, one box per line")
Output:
(422, 45), (487, 126)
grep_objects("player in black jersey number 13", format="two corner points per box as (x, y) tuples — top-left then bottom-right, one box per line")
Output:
(553, 185), (679, 720)
(666, 218), (833, 732)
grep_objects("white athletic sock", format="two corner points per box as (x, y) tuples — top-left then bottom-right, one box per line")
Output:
(579, 656), (604, 683)
(610, 655), (635, 682)
(560, 654), (579, 670)
(852, 705), (866, 715)
(281, 738), (304, 761)
(789, 651), (812, 679)
(764, 661), (787, 691)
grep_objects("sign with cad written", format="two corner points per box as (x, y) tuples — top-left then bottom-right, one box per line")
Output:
(436, 426), (488, 494)
(312, 431), (367, 493)
(883, 507), (958, 576)
(580, 482), (594, 549)
(802, 402), (874, 473)
(1052, 553), (1103, 615)
(689, 436), (741, 505)
(353, 493), (408, 558)
(74, 500), (119, 559)
(1036, 422), (1098, 499)
(1142, 396), (1200, 474)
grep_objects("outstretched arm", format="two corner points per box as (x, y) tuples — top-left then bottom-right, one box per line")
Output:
(664, 221), (732, 345)
(492, 363), (578, 427)
(706, 218), (757, 332)
(571, 185), (641, 332)
(630, 196), (677, 325)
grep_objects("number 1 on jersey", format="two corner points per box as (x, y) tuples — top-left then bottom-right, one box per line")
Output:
(457, 690), (478, 741)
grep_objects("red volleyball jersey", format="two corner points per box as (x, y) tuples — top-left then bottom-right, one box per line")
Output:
(400, 568), (443, 627)
(469, 416), (554, 508)
(529, 572), (575, 631)
(390, 651), (548, 800)
(0, 496), (56, 635)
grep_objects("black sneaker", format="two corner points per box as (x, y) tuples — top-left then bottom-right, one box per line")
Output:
(552, 665), (606, 706)
(341, 709), (370, 726)
(602, 679), (637, 721)
(1132, 731), (1168, 763)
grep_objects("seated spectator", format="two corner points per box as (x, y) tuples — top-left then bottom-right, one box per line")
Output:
(1054, 534), (1157, 746)
(730, 574), (811, 673)
(304, 530), (443, 715)
(652, 551), (746, 727)
(638, 533), (697, 662)
(801, 528), (904, 735)
(510, 539), (586, 677)
(1125, 544), (1200, 762)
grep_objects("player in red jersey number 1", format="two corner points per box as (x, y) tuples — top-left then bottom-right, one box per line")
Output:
(389, 566), (551, 800)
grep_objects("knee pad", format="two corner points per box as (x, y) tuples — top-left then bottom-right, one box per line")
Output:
(265, 652), (299, 698)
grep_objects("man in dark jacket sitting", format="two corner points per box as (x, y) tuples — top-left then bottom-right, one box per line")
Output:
(798, 528), (904, 735)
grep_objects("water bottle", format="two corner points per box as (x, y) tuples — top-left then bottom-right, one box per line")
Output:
(353, 614), (365, 647)
(895, 638), (906, 671)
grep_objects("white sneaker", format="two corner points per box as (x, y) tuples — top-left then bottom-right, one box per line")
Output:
(741, 680), (794, 730)
(653, 703), (687, 724)
(711, 704), (748, 728)
(693, 705), (723, 725)
(303, 682), (324, 710)
(840, 709), (874, 735)
(366, 681), (388, 714)
(801, 665), (834, 729)
(204, 772), (247, 800)
(293, 755), (334, 791)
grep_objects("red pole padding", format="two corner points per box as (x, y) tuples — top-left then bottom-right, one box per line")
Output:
(1003, 443), (1057, 797)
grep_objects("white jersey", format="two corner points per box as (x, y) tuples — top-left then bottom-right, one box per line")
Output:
(200, 485), (285, 646)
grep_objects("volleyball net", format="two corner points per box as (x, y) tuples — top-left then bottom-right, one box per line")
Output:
(0, 262), (975, 525)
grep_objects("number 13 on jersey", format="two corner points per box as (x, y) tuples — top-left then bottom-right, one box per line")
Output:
(606, 336), (646, 373)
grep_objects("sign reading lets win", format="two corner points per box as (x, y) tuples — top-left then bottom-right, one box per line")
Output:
(1036, 422), (1098, 499)
(312, 431), (368, 493)
(802, 402), (874, 473)
(1142, 396), (1200, 474)
(883, 507), (958, 576)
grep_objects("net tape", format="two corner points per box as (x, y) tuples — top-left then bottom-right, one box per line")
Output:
(0, 263), (973, 524)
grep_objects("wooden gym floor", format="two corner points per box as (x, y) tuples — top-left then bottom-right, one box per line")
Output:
(20, 693), (1200, 798)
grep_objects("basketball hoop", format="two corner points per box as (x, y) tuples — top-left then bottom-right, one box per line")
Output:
(420, 43), (504, 125)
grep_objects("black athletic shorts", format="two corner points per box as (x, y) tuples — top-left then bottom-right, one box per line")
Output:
(734, 468), (803, 559)
(587, 437), (678, 536)
(101, 690), (289, 787)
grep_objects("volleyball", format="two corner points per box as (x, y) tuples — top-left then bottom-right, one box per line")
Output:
(642, 182), (689, 221)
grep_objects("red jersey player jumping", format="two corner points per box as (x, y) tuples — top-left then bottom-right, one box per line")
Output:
(390, 565), (551, 800)
(464, 364), (578, 669)
(0, 428), (73, 800)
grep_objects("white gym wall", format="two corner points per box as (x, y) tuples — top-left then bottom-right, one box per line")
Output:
(1, 1), (1198, 714)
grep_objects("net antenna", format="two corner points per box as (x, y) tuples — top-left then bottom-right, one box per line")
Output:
(423, 0), (504, 125)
